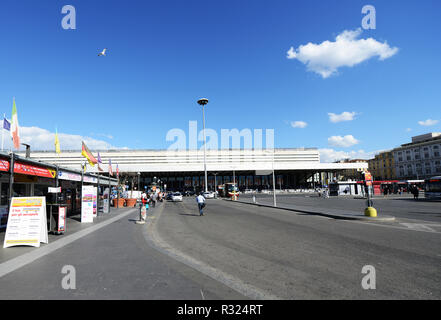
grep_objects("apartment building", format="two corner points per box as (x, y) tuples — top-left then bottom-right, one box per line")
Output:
(367, 150), (395, 180)
(393, 133), (441, 180)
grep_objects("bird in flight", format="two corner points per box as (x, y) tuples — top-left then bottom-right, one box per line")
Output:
(98, 48), (107, 56)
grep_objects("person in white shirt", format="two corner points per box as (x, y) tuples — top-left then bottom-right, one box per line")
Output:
(196, 193), (206, 216)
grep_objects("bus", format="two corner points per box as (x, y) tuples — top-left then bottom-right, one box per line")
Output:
(424, 176), (441, 199)
(218, 183), (239, 198)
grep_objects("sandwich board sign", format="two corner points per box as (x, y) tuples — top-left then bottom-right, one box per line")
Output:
(81, 185), (95, 223)
(3, 197), (49, 248)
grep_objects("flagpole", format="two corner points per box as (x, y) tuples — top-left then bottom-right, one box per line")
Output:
(1, 113), (4, 152)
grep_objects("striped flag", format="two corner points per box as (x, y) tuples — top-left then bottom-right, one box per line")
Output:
(81, 141), (98, 166)
(108, 159), (113, 176)
(97, 152), (103, 171)
(10, 98), (20, 149)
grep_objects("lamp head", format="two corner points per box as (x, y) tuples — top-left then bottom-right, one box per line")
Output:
(197, 98), (209, 106)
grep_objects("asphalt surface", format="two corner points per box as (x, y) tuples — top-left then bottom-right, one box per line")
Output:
(156, 197), (441, 299)
(240, 193), (441, 222)
(0, 205), (244, 300)
(0, 196), (440, 300)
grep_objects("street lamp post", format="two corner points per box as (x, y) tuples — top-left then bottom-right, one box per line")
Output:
(197, 98), (209, 193)
(265, 149), (277, 207)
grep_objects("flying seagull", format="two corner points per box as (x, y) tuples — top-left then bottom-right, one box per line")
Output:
(98, 48), (107, 56)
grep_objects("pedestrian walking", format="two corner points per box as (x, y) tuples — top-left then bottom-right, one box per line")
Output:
(196, 193), (206, 216)
(152, 192), (157, 207)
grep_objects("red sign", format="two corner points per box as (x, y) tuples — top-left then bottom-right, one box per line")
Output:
(0, 159), (9, 172)
(364, 171), (373, 186)
(14, 162), (56, 178)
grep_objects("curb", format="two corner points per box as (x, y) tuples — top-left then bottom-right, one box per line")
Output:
(223, 199), (396, 222)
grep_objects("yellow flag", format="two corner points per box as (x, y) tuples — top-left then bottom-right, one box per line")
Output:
(55, 129), (61, 154)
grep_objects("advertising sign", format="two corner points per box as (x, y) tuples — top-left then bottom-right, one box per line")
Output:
(3, 197), (48, 248)
(58, 207), (66, 232)
(81, 185), (95, 223)
(83, 176), (97, 183)
(58, 170), (82, 182)
(0, 160), (55, 179)
(103, 188), (110, 214)
(364, 171), (373, 186)
(14, 162), (56, 178)
(0, 159), (9, 172)
(93, 188), (97, 217)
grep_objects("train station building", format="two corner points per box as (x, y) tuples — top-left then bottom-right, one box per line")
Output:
(19, 148), (368, 192)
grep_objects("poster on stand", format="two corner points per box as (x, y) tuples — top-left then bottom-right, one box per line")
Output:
(103, 188), (110, 214)
(93, 187), (97, 217)
(81, 185), (94, 223)
(58, 207), (66, 232)
(3, 197), (48, 248)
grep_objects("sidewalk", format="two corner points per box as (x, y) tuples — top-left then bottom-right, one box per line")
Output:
(228, 198), (396, 222)
(0, 207), (137, 265)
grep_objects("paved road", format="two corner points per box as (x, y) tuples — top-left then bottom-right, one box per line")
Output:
(240, 193), (441, 222)
(1, 198), (440, 300)
(0, 205), (244, 300)
(155, 198), (441, 299)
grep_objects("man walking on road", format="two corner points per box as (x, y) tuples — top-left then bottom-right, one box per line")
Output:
(196, 193), (206, 216)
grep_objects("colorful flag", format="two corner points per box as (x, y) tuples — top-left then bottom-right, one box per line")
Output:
(97, 152), (103, 164)
(108, 159), (113, 176)
(10, 98), (20, 149)
(54, 129), (61, 154)
(116, 164), (119, 178)
(3, 117), (10, 131)
(81, 141), (98, 166)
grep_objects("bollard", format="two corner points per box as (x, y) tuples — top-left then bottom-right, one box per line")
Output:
(136, 204), (147, 224)
(364, 207), (377, 217)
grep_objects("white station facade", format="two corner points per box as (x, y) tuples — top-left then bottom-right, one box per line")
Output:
(22, 148), (368, 192)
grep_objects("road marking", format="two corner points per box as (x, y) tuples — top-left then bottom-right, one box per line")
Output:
(349, 220), (441, 234)
(399, 223), (441, 233)
(0, 209), (136, 279)
(143, 202), (281, 300)
(200, 289), (205, 300)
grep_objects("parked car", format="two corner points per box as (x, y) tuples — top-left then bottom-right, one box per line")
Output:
(171, 192), (183, 202)
(202, 191), (215, 199)
(166, 193), (173, 201)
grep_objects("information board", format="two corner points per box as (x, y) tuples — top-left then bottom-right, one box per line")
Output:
(81, 185), (95, 223)
(3, 197), (48, 248)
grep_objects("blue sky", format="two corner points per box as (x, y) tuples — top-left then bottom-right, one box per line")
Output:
(0, 0), (440, 162)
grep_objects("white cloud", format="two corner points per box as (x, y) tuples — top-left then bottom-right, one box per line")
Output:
(287, 28), (398, 78)
(418, 119), (439, 126)
(291, 121), (308, 128)
(319, 148), (378, 163)
(328, 111), (357, 123)
(406, 128), (412, 132)
(3, 126), (124, 151)
(328, 135), (360, 148)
